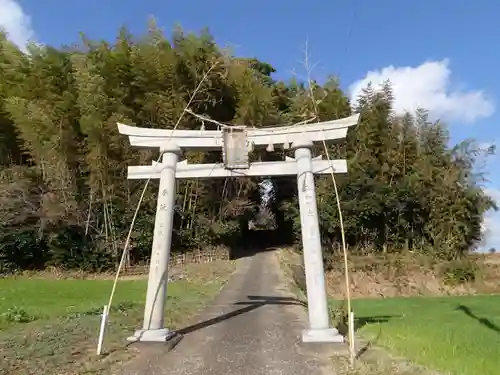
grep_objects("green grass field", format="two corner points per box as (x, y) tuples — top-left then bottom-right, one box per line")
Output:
(0, 278), (147, 328)
(350, 294), (500, 375)
(0, 261), (235, 375)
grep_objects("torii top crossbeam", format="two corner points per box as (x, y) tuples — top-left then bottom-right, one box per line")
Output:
(117, 114), (360, 150)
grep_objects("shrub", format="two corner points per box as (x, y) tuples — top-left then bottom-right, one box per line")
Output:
(330, 299), (349, 336)
(441, 259), (478, 285)
(1, 306), (36, 323)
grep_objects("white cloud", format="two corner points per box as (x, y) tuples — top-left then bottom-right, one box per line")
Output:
(482, 188), (500, 251)
(482, 214), (500, 251)
(349, 59), (495, 123)
(0, 0), (34, 49)
(479, 141), (496, 151)
(486, 188), (500, 204)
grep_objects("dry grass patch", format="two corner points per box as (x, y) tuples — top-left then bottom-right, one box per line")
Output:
(277, 248), (444, 375)
(324, 253), (500, 298)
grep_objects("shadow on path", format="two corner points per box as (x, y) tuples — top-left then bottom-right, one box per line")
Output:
(354, 315), (400, 332)
(456, 304), (500, 333)
(334, 314), (399, 341)
(355, 328), (383, 360)
(176, 295), (306, 335)
(350, 315), (399, 359)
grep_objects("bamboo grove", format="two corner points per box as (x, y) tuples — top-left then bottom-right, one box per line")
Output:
(0, 24), (496, 271)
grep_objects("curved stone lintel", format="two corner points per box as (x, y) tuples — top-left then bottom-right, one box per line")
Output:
(117, 114), (359, 150)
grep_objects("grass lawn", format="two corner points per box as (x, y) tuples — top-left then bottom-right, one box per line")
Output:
(348, 294), (500, 375)
(0, 261), (235, 375)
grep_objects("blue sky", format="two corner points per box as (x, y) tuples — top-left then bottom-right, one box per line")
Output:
(2, 0), (499, 249)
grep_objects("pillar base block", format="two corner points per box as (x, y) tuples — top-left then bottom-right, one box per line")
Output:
(127, 328), (178, 343)
(302, 328), (345, 343)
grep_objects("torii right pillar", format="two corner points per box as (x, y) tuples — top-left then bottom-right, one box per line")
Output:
(293, 139), (344, 343)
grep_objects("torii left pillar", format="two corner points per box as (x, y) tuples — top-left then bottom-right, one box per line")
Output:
(127, 145), (181, 342)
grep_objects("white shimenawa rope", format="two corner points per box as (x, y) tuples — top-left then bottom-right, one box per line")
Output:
(97, 59), (351, 357)
(185, 108), (317, 130)
(191, 102), (355, 359)
(97, 63), (218, 355)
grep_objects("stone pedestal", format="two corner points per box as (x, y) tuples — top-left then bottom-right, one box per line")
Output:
(127, 328), (176, 343)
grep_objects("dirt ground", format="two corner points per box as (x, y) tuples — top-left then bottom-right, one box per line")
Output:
(0, 260), (236, 375)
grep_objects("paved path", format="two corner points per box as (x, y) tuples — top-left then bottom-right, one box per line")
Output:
(118, 251), (340, 375)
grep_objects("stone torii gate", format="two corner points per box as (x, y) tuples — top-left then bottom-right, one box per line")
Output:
(117, 113), (359, 344)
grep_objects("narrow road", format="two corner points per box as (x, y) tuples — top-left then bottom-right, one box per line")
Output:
(119, 251), (338, 375)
